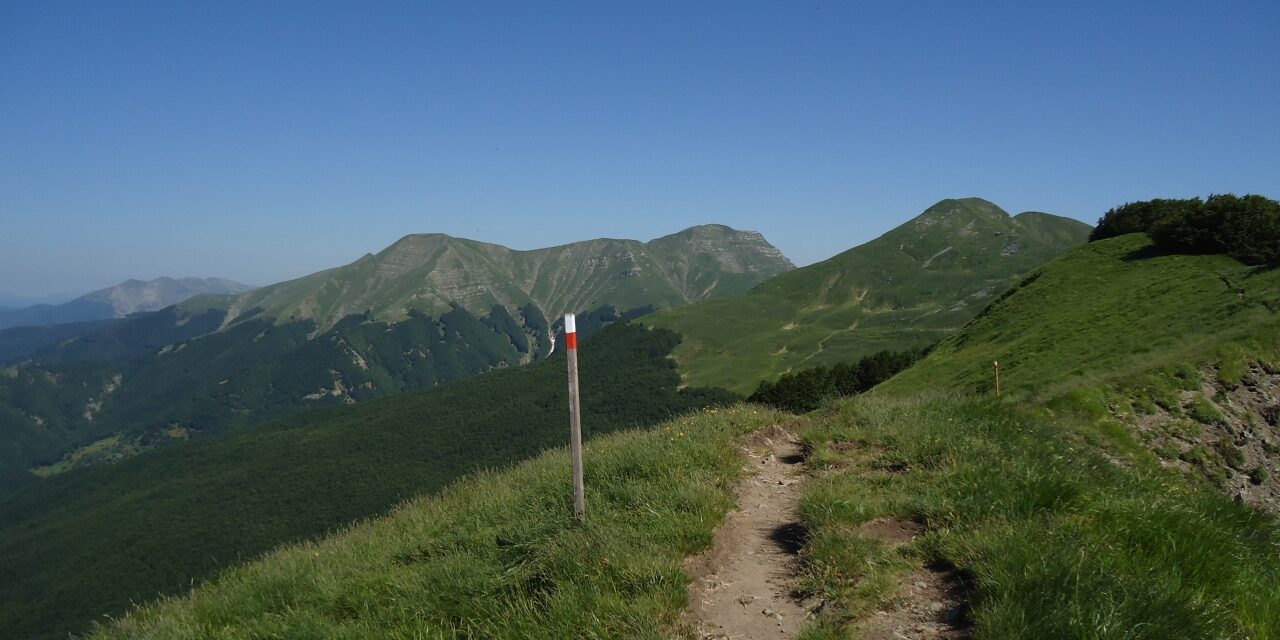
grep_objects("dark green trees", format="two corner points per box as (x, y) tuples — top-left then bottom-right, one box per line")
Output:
(748, 348), (924, 412)
(1091, 194), (1280, 265)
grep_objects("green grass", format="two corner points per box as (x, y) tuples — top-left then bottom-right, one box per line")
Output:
(796, 393), (1280, 639)
(1189, 395), (1225, 425)
(646, 198), (1090, 394)
(790, 233), (1280, 637)
(87, 405), (785, 639)
(880, 234), (1280, 402)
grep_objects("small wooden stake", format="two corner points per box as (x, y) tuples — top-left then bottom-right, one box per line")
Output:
(565, 314), (586, 522)
(993, 360), (1001, 398)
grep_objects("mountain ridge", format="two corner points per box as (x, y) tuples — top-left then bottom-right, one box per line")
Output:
(645, 198), (1093, 393)
(0, 277), (254, 330)
(201, 224), (794, 331)
(0, 224), (791, 493)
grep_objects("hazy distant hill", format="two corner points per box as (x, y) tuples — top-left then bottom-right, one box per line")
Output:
(645, 198), (1092, 393)
(0, 291), (82, 308)
(0, 277), (254, 330)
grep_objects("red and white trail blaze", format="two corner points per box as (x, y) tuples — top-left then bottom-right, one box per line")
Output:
(564, 313), (578, 350)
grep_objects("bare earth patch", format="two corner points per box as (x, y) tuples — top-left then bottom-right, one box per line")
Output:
(852, 518), (970, 640)
(682, 426), (808, 639)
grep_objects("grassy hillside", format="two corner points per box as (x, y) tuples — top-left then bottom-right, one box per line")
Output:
(645, 198), (1090, 394)
(879, 233), (1280, 400)
(82, 405), (782, 639)
(795, 394), (1280, 639)
(0, 322), (737, 640)
(787, 231), (1280, 637)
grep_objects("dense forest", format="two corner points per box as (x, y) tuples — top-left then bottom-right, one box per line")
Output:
(0, 321), (735, 640)
(1090, 193), (1280, 265)
(747, 348), (925, 412)
(0, 303), (635, 498)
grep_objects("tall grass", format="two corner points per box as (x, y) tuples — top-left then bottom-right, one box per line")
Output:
(797, 394), (1280, 639)
(89, 405), (784, 639)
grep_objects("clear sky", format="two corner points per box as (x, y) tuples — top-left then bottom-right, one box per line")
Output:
(2, 1), (1277, 296)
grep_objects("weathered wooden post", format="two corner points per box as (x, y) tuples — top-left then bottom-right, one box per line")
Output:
(993, 360), (1001, 398)
(565, 313), (586, 521)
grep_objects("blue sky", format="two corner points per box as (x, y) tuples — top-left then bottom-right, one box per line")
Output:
(1, 1), (1277, 296)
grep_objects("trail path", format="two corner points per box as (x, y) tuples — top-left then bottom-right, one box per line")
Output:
(683, 426), (808, 639)
(797, 320), (860, 366)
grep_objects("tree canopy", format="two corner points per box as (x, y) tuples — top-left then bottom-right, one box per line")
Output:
(1091, 194), (1280, 265)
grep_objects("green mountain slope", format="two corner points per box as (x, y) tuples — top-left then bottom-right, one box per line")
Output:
(209, 224), (793, 330)
(644, 198), (1091, 393)
(879, 233), (1280, 399)
(792, 232), (1280, 637)
(0, 322), (737, 640)
(0, 303), (569, 496)
(0, 317), (125, 364)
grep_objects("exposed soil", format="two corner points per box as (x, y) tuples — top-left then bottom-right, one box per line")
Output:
(1132, 362), (1280, 513)
(681, 427), (971, 639)
(682, 425), (809, 639)
(852, 518), (970, 640)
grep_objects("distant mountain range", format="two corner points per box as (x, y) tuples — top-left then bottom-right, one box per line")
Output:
(0, 277), (254, 330)
(194, 224), (793, 331)
(0, 225), (793, 495)
(645, 198), (1093, 393)
(0, 291), (83, 309)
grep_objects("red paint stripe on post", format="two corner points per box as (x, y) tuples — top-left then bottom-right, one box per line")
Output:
(564, 313), (578, 350)
(564, 313), (585, 521)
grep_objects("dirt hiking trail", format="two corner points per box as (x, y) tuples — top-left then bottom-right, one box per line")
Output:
(682, 425), (808, 639)
(680, 425), (971, 639)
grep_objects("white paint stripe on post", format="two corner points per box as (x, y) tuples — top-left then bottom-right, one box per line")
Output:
(565, 313), (585, 521)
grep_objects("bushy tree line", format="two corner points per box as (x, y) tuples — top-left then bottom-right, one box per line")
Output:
(1090, 194), (1280, 265)
(748, 348), (925, 412)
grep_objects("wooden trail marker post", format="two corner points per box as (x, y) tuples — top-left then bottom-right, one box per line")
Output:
(993, 360), (1001, 398)
(565, 313), (586, 522)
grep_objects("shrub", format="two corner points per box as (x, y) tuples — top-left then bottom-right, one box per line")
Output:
(1216, 437), (1246, 470)
(748, 348), (925, 413)
(1188, 396), (1224, 425)
(1090, 194), (1280, 266)
(1091, 198), (1202, 242)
